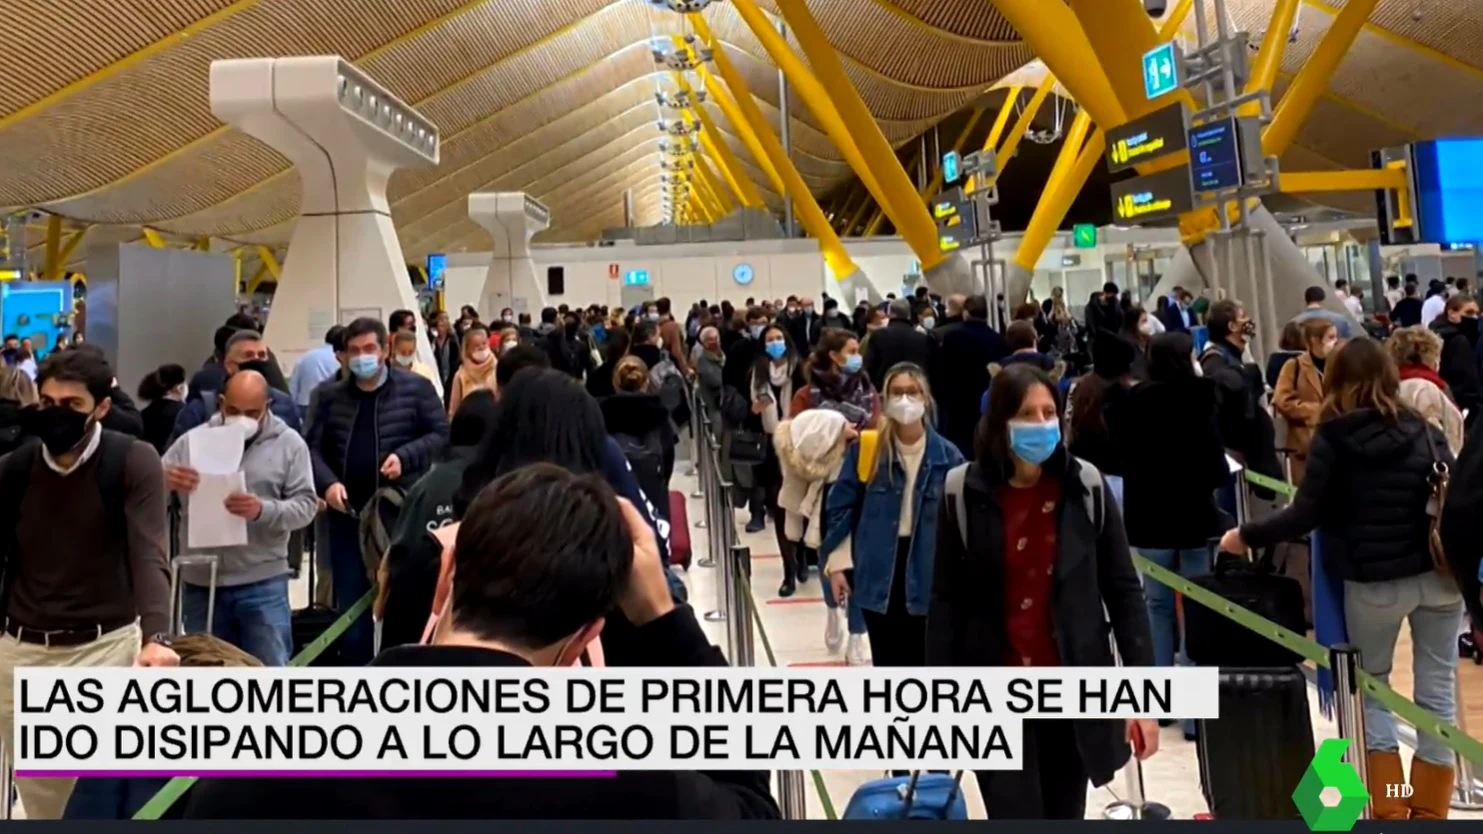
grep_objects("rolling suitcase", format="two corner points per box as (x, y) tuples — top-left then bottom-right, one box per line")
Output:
(1196, 668), (1315, 819)
(843, 772), (967, 820)
(167, 498), (221, 638)
(668, 490), (692, 569)
(1185, 548), (1306, 668)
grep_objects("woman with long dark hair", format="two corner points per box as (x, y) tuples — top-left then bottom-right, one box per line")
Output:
(927, 363), (1157, 819)
(138, 363), (188, 455)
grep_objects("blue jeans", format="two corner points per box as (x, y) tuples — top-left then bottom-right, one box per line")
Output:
(183, 575), (293, 666)
(1139, 547), (1209, 736)
(326, 511), (374, 665)
(1344, 572), (1463, 766)
(823, 570), (867, 634)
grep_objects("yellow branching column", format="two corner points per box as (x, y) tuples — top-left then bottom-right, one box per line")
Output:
(673, 71), (766, 209)
(686, 21), (875, 302)
(771, 0), (972, 296)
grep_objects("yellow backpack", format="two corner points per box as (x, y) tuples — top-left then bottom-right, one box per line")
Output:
(856, 429), (880, 482)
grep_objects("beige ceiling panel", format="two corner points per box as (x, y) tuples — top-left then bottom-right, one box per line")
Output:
(1333, 0), (1483, 73)
(0, 0), (238, 117)
(1269, 77), (1416, 169)
(0, 0), (473, 206)
(881, 0), (1018, 41)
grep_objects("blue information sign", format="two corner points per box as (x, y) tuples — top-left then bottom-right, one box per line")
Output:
(624, 270), (651, 286)
(426, 253), (446, 290)
(942, 150), (961, 184)
(1188, 119), (1244, 193)
(1142, 43), (1179, 100)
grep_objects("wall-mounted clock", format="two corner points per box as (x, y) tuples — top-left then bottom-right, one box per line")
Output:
(733, 263), (754, 285)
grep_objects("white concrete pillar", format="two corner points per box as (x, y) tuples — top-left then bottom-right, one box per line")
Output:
(467, 193), (551, 320)
(210, 56), (442, 394)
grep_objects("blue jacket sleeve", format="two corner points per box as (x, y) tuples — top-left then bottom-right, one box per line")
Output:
(271, 390), (302, 434)
(820, 441), (862, 564)
(168, 400), (206, 450)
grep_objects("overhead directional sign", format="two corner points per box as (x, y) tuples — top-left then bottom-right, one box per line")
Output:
(1111, 166), (1196, 226)
(942, 150), (961, 184)
(1142, 42), (1181, 100)
(1106, 102), (1189, 173)
(932, 189), (980, 253)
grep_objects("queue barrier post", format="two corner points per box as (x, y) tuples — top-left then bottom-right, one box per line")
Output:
(777, 770), (808, 820)
(701, 450), (728, 624)
(1452, 675), (1483, 810)
(729, 545), (755, 668)
(1330, 644), (1372, 822)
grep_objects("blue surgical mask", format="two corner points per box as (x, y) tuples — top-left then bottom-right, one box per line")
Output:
(349, 354), (383, 380)
(749, 324), (765, 339)
(1008, 419), (1061, 466)
(765, 340), (787, 360)
(842, 354), (862, 375)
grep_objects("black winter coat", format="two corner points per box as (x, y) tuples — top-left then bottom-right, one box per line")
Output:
(1200, 341), (1283, 487)
(862, 319), (933, 391)
(1429, 319), (1483, 423)
(305, 367), (450, 496)
(932, 319), (1010, 457)
(1117, 377), (1231, 549)
(0, 399), (24, 458)
(926, 450), (1153, 787)
(1241, 408), (1448, 583)
(1441, 416), (1483, 630)
(601, 391), (676, 513)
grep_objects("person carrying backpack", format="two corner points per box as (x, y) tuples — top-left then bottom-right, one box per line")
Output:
(601, 357), (678, 521)
(0, 349), (178, 820)
(927, 363), (1156, 820)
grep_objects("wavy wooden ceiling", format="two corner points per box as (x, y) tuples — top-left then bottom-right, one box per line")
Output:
(7, 0), (1483, 268)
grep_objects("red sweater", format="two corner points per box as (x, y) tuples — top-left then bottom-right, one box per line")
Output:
(999, 478), (1062, 667)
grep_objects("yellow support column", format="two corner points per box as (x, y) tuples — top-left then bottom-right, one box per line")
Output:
(972, 75), (1055, 192)
(1065, 0), (1166, 119)
(255, 246), (282, 282)
(245, 264), (270, 295)
(692, 170), (725, 220)
(47, 226), (90, 280)
(720, 1), (902, 242)
(833, 185), (864, 232)
(142, 228), (167, 248)
(987, 0), (1127, 128)
(1264, 0), (1380, 157)
(1041, 109), (1093, 198)
(193, 237), (211, 251)
(770, 0), (947, 273)
(43, 216), (62, 281)
(983, 85), (1023, 158)
(842, 194), (874, 237)
(691, 23), (866, 290)
(696, 66), (787, 200)
(696, 153), (736, 215)
(1242, 0), (1301, 113)
(921, 106), (987, 199)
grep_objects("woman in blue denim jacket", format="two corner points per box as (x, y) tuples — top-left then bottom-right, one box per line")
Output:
(819, 363), (964, 666)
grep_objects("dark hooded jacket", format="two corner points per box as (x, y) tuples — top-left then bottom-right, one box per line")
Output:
(1117, 377), (1231, 548)
(600, 391), (676, 517)
(1241, 408), (1448, 582)
(1430, 317), (1483, 423)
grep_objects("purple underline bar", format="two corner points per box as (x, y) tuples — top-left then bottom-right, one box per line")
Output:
(17, 770), (619, 779)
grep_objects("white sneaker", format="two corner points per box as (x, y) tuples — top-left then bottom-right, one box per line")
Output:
(824, 608), (844, 654)
(845, 633), (869, 666)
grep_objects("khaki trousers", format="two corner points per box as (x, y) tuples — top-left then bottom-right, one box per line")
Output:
(0, 622), (141, 820)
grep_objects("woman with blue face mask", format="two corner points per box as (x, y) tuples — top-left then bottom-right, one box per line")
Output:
(926, 363), (1158, 820)
(788, 328), (878, 432)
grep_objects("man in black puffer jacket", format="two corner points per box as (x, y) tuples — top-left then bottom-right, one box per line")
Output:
(862, 298), (934, 390)
(307, 317), (449, 665)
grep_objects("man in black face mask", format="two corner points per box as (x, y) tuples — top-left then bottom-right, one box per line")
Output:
(1430, 295), (1483, 425)
(0, 349), (177, 819)
(169, 330), (303, 446)
(1199, 298), (1282, 497)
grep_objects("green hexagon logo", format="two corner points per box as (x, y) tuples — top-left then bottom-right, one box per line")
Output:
(1293, 738), (1370, 831)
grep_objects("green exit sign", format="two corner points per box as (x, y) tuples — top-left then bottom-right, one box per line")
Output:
(1073, 224), (1098, 249)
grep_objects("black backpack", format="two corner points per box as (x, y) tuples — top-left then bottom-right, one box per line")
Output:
(614, 429), (667, 519)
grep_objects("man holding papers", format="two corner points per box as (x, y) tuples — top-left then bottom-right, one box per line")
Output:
(163, 371), (318, 666)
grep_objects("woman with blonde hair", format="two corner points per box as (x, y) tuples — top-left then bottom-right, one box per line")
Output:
(447, 324), (496, 416)
(1388, 325), (1465, 454)
(601, 356), (677, 522)
(0, 364), (36, 457)
(1221, 339), (1461, 819)
(820, 362), (964, 667)
(1275, 317), (1338, 483)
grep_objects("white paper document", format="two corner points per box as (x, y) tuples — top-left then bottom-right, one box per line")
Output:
(188, 425), (243, 475)
(189, 472), (248, 550)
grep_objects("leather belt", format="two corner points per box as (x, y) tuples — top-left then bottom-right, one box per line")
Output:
(3, 618), (131, 648)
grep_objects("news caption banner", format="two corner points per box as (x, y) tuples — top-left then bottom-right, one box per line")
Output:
(15, 667), (1216, 776)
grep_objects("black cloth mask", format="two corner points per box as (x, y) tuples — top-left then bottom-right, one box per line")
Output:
(22, 406), (92, 457)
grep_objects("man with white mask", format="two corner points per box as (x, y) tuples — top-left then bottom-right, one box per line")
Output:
(162, 370), (318, 665)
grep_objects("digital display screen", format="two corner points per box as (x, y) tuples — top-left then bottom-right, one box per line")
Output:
(1110, 166), (1195, 225)
(1105, 103), (1188, 173)
(934, 198), (978, 252)
(426, 253), (446, 290)
(1412, 138), (1483, 245)
(1188, 119), (1244, 193)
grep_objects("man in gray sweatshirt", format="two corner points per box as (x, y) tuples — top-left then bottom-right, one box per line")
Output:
(161, 371), (318, 665)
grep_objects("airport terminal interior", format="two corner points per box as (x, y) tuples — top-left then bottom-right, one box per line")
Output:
(4, 0), (1483, 823)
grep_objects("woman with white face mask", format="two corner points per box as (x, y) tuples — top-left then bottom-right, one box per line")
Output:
(448, 325), (497, 417)
(820, 363), (963, 667)
(927, 363), (1158, 819)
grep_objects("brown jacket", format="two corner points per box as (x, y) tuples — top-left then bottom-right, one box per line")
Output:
(1274, 351), (1323, 481)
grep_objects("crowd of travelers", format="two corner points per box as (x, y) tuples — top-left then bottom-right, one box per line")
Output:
(0, 272), (1479, 821)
